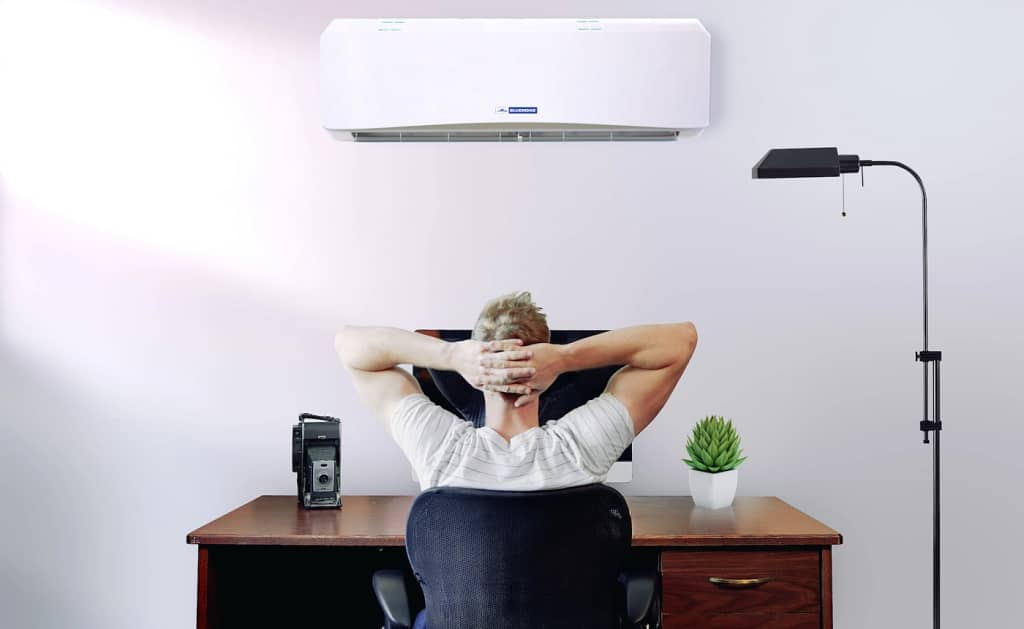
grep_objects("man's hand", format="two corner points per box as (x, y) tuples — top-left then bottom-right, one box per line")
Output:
(480, 342), (566, 407)
(450, 339), (536, 395)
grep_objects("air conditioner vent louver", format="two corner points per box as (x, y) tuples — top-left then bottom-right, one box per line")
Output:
(352, 129), (681, 143)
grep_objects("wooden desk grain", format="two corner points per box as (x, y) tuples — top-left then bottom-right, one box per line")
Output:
(187, 495), (841, 547)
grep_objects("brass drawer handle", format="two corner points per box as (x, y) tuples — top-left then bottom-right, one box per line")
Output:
(709, 576), (772, 588)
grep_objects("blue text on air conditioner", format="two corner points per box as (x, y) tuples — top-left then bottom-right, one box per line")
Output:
(508, 107), (538, 114)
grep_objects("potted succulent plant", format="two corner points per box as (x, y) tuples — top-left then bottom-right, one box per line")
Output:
(683, 416), (747, 509)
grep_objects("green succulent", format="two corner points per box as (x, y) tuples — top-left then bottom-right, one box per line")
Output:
(683, 415), (747, 473)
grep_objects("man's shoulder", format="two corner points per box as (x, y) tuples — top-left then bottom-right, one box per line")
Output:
(392, 394), (472, 429)
(540, 393), (635, 449)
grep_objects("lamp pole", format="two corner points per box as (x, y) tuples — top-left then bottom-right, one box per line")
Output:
(753, 149), (942, 629)
(861, 160), (940, 629)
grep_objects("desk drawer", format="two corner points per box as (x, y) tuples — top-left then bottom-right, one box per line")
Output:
(661, 549), (820, 627)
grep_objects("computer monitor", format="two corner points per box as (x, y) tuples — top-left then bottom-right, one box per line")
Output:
(412, 329), (632, 482)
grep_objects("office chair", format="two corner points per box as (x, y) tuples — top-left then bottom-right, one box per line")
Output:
(372, 484), (659, 629)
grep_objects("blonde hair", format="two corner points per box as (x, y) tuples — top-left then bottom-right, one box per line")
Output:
(472, 291), (550, 346)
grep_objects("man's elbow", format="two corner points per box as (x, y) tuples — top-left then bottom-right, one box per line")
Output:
(675, 322), (698, 362)
(334, 326), (355, 367)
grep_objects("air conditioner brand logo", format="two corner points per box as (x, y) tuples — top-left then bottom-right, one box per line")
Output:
(495, 106), (538, 114)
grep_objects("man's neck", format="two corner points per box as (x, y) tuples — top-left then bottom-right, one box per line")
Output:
(483, 393), (540, 442)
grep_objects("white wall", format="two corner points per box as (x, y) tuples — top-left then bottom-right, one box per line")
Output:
(2, 1), (1022, 627)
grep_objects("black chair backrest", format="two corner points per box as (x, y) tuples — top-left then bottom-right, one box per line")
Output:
(405, 484), (632, 629)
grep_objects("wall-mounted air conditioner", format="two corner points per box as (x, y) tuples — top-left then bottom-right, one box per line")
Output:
(320, 18), (710, 142)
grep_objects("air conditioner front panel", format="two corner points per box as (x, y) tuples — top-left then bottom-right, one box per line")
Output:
(321, 19), (710, 135)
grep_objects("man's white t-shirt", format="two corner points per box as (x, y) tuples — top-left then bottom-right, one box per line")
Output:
(390, 392), (635, 491)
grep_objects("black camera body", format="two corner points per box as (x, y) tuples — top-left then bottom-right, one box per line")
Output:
(291, 413), (342, 509)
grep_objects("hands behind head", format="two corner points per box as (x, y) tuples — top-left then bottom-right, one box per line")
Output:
(469, 341), (564, 408)
(452, 339), (533, 396)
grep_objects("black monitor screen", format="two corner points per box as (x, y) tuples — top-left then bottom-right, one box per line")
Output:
(412, 329), (631, 463)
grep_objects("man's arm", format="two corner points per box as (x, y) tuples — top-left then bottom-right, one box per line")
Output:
(334, 326), (534, 430)
(481, 323), (698, 435)
(589, 323), (697, 434)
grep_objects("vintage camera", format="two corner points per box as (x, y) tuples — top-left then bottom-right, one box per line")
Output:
(292, 413), (342, 509)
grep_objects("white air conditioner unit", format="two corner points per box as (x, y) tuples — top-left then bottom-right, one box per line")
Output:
(320, 18), (710, 142)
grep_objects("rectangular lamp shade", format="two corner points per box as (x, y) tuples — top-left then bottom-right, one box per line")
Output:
(752, 147), (860, 179)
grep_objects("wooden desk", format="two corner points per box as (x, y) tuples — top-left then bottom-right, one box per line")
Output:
(188, 496), (841, 628)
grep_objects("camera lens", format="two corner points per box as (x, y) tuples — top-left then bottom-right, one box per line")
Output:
(318, 474), (330, 484)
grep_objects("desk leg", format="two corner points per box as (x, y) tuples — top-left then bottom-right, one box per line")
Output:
(821, 547), (833, 629)
(197, 545), (219, 629)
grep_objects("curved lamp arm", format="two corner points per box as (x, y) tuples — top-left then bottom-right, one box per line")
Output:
(859, 160), (929, 350)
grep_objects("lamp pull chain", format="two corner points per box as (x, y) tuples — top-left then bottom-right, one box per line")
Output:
(841, 174), (847, 217)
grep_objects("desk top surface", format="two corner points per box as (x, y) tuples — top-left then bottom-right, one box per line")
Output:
(187, 495), (841, 547)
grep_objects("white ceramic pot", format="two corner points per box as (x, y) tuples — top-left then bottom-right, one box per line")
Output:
(688, 469), (738, 509)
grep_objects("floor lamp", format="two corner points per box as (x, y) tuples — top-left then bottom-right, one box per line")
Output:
(752, 147), (942, 629)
